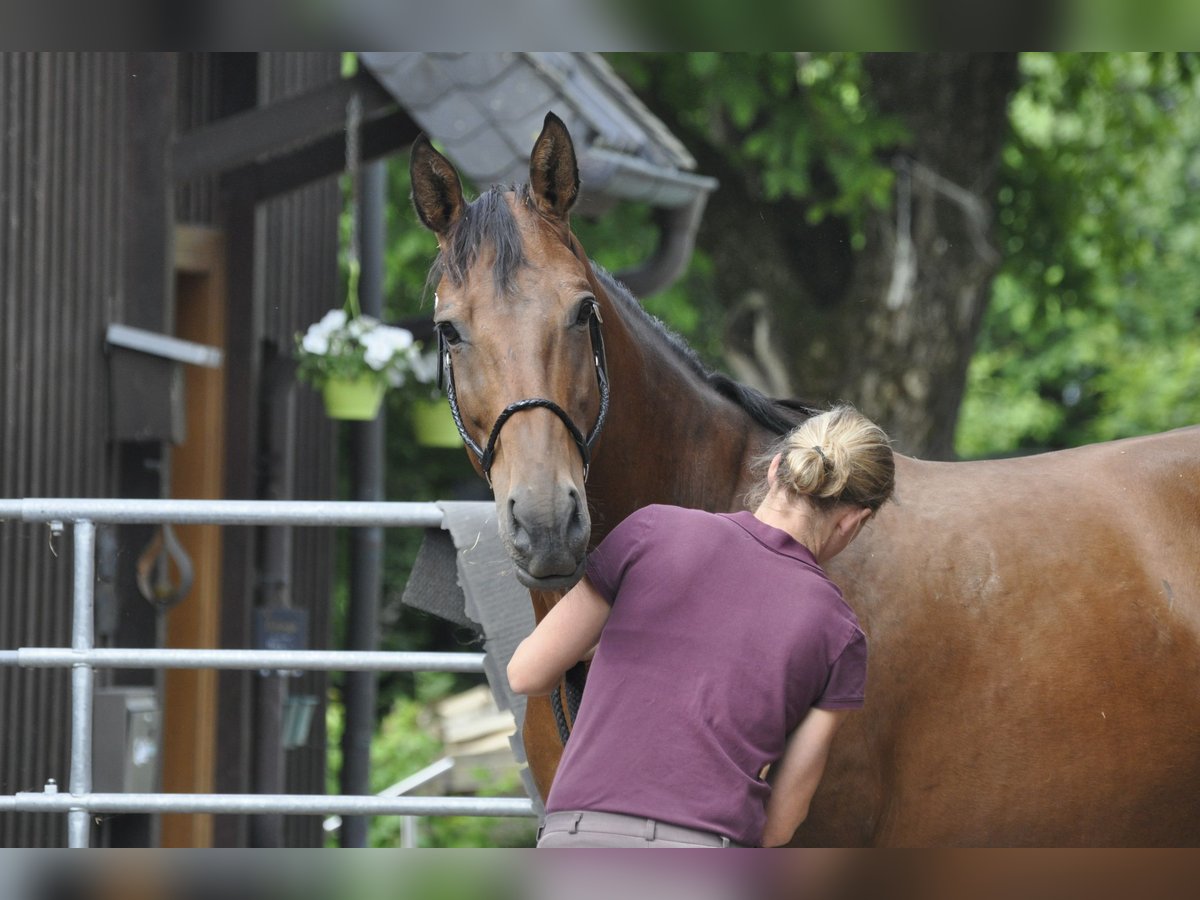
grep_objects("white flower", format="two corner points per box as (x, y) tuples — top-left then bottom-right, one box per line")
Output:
(361, 335), (394, 371)
(314, 309), (346, 335)
(377, 325), (415, 352)
(360, 325), (413, 371)
(347, 314), (379, 339)
(301, 331), (330, 355)
(408, 345), (439, 384)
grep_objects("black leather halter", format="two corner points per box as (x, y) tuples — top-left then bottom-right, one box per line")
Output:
(437, 300), (610, 486)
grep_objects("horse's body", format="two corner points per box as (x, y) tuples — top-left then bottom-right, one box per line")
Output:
(818, 436), (1200, 845)
(412, 114), (1200, 846)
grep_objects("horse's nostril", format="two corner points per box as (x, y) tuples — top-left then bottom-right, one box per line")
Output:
(508, 497), (532, 555)
(566, 488), (588, 547)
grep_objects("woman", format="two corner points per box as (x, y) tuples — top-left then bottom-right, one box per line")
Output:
(507, 405), (895, 848)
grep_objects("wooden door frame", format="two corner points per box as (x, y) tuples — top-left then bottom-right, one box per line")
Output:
(161, 224), (227, 847)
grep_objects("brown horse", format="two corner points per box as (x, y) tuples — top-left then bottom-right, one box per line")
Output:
(411, 113), (1200, 846)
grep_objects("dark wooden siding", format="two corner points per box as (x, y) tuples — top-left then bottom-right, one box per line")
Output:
(258, 50), (342, 849)
(0, 51), (127, 848)
(175, 52), (221, 225)
(1, 51), (342, 847)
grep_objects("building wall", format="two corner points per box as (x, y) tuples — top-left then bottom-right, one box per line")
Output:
(0, 51), (129, 848)
(258, 50), (342, 850)
(0, 51), (342, 847)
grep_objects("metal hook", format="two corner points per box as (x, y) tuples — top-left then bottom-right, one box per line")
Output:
(47, 521), (63, 558)
(136, 523), (195, 610)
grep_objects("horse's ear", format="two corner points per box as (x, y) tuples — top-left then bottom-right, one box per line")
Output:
(410, 134), (465, 237)
(529, 112), (580, 220)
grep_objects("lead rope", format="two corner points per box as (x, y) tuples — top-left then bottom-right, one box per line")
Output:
(550, 661), (588, 746)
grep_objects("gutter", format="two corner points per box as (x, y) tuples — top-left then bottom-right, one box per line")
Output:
(580, 147), (717, 297)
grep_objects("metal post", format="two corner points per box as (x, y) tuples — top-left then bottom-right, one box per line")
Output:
(252, 351), (297, 848)
(68, 520), (96, 848)
(341, 157), (387, 848)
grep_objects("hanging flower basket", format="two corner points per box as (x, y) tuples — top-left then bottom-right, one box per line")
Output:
(296, 301), (438, 423)
(321, 376), (386, 421)
(411, 395), (462, 447)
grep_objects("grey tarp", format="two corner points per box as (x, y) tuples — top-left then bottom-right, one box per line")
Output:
(401, 500), (542, 810)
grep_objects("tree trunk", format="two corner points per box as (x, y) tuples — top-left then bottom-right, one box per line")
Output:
(670, 53), (1019, 459)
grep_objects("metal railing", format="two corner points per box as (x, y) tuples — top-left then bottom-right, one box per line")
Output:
(0, 498), (536, 848)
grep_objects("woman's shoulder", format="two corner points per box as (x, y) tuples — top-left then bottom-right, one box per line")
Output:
(628, 504), (723, 526)
(816, 583), (867, 651)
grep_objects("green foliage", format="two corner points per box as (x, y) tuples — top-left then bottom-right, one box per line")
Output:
(326, 676), (536, 848)
(602, 54), (1200, 458)
(610, 53), (907, 234)
(957, 53), (1200, 456)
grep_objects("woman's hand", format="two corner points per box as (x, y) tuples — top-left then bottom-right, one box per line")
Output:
(761, 707), (849, 847)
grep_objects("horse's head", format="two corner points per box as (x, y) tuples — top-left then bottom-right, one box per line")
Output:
(410, 113), (606, 590)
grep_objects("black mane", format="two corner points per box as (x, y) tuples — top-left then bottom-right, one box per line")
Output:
(591, 268), (816, 437)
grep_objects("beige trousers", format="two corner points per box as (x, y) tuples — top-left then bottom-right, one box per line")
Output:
(536, 809), (745, 848)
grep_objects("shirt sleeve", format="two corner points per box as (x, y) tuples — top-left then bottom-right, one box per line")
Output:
(583, 506), (655, 604)
(815, 628), (868, 710)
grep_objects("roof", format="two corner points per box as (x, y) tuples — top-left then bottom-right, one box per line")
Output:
(358, 52), (717, 212)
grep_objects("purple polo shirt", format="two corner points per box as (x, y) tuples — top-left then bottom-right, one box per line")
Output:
(543, 504), (867, 847)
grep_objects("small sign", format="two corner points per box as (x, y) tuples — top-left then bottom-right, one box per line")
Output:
(254, 607), (309, 652)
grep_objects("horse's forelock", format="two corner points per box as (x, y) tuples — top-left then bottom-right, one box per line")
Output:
(430, 186), (528, 296)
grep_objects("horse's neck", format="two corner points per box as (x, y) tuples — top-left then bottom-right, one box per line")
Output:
(586, 301), (769, 536)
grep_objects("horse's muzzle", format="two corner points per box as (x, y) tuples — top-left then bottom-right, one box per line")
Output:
(513, 557), (588, 592)
(503, 482), (590, 590)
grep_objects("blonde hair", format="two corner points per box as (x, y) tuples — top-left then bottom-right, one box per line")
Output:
(755, 405), (895, 513)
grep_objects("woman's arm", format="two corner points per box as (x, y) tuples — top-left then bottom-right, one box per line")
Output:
(761, 707), (849, 847)
(506, 576), (613, 696)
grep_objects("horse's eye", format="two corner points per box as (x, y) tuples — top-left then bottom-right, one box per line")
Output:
(574, 299), (597, 327)
(437, 322), (463, 346)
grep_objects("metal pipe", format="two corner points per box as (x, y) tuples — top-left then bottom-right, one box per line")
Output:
(0, 498), (530, 845)
(14, 649), (486, 672)
(324, 757), (456, 836)
(615, 193), (710, 298)
(342, 156), (387, 848)
(3, 792), (534, 817)
(0, 498), (443, 527)
(68, 520), (96, 849)
(252, 350), (298, 848)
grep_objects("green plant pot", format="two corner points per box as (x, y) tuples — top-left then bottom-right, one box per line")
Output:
(412, 396), (462, 447)
(321, 377), (385, 421)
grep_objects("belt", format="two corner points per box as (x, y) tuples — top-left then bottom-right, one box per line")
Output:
(541, 810), (741, 847)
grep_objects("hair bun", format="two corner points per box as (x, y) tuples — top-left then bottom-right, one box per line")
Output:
(775, 406), (895, 511)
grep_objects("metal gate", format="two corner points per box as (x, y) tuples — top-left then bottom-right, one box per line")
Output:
(0, 498), (535, 847)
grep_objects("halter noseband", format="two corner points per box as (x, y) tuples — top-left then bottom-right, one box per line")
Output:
(437, 301), (610, 486)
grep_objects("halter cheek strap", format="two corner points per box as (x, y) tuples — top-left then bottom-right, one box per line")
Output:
(438, 302), (610, 487)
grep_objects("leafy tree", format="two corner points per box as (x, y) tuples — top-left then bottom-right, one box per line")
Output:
(957, 53), (1200, 456)
(610, 53), (1020, 458)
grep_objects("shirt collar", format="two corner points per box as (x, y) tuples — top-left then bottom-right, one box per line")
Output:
(721, 510), (820, 566)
